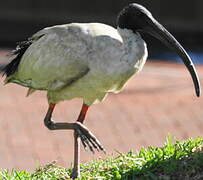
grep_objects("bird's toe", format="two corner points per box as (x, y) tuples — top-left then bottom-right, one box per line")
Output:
(74, 122), (105, 153)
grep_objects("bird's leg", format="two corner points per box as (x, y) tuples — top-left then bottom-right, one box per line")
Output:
(43, 103), (104, 179)
(44, 103), (104, 151)
(71, 103), (89, 179)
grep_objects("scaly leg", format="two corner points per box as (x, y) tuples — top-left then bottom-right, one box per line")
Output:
(43, 103), (105, 179)
(71, 103), (89, 179)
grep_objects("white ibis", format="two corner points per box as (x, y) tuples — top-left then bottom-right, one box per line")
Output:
(2, 3), (201, 179)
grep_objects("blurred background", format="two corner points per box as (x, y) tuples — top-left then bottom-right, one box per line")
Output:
(0, 0), (202, 171)
(1, 0), (203, 61)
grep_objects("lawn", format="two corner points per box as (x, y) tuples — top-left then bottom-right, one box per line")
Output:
(0, 137), (202, 179)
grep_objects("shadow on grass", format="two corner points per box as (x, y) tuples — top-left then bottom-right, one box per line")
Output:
(123, 150), (203, 180)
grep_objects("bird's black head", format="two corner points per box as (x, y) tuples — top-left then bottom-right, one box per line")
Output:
(117, 3), (153, 33)
(117, 3), (201, 97)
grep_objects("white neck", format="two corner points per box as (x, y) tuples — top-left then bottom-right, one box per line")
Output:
(117, 27), (148, 69)
(117, 27), (140, 42)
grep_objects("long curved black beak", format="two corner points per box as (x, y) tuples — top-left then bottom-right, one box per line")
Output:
(142, 17), (201, 97)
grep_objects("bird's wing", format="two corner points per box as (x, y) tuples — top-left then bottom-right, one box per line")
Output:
(4, 24), (91, 91)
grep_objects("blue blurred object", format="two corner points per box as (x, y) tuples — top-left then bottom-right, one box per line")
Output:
(151, 51), (203, 64)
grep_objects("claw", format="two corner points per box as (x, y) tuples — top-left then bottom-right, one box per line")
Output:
(89, 137), (105, 152)
(80, 139), (88, 151)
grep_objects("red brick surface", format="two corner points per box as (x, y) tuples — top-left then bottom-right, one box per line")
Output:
(0, 50), (202, 171)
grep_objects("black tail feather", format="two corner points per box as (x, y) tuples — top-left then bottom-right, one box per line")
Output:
(2, 39), (33, 77)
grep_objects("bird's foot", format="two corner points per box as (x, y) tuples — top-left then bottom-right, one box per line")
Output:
(74, 122), (105, 153)
(71, 167), (80, 179)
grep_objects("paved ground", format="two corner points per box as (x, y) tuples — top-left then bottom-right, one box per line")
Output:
(0, 49), (202, 171)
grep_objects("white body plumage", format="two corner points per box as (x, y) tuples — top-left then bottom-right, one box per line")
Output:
(6, 23), (148, 105)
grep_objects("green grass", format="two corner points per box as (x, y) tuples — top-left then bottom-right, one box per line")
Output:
(0, 137), (202, 180)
